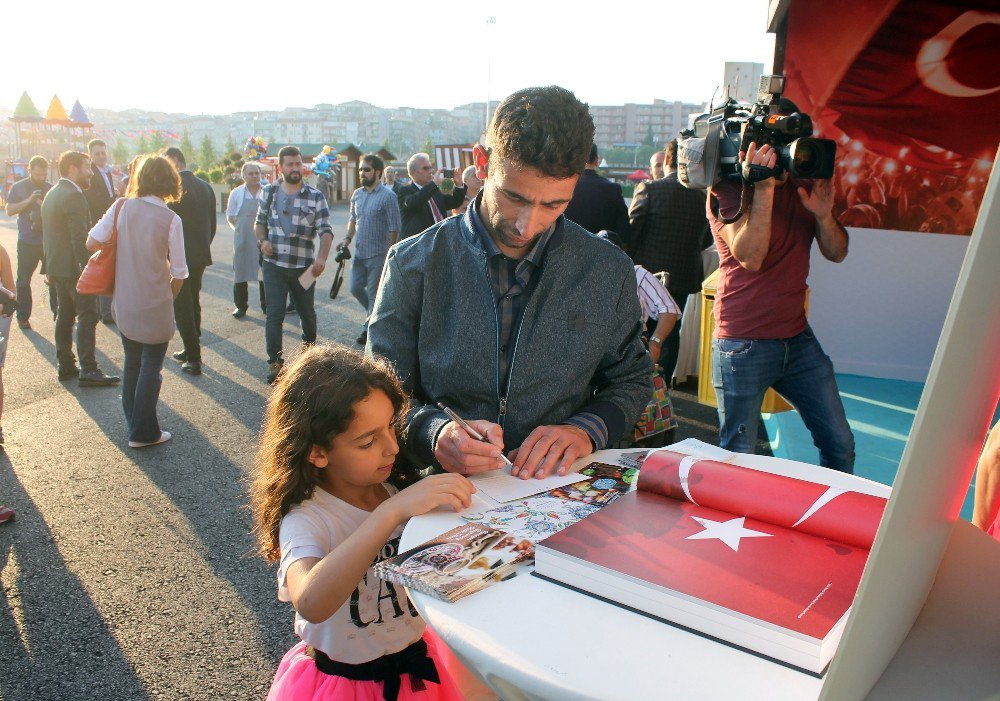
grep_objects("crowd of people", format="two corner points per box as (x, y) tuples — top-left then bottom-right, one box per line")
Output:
(1, 84), (997, 699)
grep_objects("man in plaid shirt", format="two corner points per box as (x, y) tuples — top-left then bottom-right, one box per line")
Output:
(341, 153), (401, 346)
(254, 146), (334, 383)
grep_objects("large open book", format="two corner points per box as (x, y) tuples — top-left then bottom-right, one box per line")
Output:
(533, 450), (888, 675)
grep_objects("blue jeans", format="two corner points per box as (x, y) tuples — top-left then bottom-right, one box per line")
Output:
(711, 326), (855, 472)
(262, 260), (317, 363)
(349, 253), (387, 333)
(121, 335), (168, 443)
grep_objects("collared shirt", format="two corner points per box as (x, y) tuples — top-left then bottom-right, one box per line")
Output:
(95, 164), (115, 198)
(635, 265), (680, 322)
(469, 202), (609, 449)
(7, 177), (52, 243)
(350, 183), (401, 260)
(255, 182), (333, 269)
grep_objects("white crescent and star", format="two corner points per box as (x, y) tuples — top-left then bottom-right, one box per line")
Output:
(916, 10), (1000, 98)
(686, 516), (772, 552)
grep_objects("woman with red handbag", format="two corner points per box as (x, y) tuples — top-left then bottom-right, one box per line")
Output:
(85, 156), (189, 448)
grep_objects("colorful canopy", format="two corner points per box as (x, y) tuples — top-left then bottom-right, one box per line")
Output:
(10, 92), (41, 121)
(44, 95), (71, 125)
(627, 169), (650, 181)
(69, 100), (92, 126)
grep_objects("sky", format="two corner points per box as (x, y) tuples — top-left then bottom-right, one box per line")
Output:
(4, 0), (775, 115)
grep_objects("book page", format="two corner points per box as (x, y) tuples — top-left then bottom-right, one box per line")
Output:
(661, 438), (735, 462)
(469, 467), (587, 503)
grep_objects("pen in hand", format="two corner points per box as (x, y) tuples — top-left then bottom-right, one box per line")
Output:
(436, 402), (514, 468)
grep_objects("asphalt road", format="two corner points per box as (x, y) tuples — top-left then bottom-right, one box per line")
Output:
(0, 202), (748, 700)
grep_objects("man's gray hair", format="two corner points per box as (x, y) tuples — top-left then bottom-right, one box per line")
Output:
(407, 152), (430, 178)
(241, 162), (262, 176)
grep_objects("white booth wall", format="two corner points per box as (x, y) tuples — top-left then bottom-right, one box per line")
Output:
(806, 228), (970, 383)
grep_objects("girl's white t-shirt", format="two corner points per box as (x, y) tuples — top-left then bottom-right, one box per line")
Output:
(277, 484), (425, 663)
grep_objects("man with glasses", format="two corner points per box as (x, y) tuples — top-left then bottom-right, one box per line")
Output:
(254, 146), (334, 384)
(397, 152), (467, 238)
(341, 154), (400, 345)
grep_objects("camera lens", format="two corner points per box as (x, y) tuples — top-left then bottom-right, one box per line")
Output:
(790, 140), (819, 177)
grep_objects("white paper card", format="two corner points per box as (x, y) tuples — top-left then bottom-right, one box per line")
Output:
(468, 467), (586, 503)
(298, 268), (316, 290)
(660, 438), (736, 462)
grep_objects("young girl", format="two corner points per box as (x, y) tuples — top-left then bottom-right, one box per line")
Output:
(252, 344), (475, 701)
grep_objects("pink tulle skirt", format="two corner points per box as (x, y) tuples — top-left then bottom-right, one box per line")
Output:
(267, 631), (465, 701)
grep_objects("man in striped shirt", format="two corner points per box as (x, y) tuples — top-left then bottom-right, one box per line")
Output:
(342, 154), (401, 345)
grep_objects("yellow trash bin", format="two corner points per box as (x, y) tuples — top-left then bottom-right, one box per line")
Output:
(697, 269), (794, 413)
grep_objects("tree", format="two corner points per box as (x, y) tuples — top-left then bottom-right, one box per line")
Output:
(224, 134), (236, 155)
(643, 125), (655, 147)
(111, 139), (130, 166)
(133, 134), (150, 157)
(179, 130), (195, 164)
(197, 135), (217, 170)
(421, 135), (433, 159)
(148, 131), (168, 152)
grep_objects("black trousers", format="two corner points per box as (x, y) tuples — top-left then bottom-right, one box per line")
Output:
(174, 265), (205, 362)
(51, 276), (99, 372)
(233, 281), (266, 312)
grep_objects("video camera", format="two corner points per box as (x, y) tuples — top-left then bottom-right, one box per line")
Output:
(678, 75), (836, 193)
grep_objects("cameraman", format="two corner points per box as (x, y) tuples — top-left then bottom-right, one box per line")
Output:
(708, 128), (855, 473)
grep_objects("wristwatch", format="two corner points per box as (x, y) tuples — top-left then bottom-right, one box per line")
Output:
(650, 336), (663, 345)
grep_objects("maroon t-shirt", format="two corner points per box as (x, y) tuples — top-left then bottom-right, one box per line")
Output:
(708, 179), (815, 340)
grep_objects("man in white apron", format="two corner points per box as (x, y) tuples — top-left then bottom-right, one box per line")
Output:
(226, 163), (265, 318)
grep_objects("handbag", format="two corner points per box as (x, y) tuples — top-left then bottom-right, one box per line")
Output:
(77, 198), (125, 296)
(633, 370), (678, 443)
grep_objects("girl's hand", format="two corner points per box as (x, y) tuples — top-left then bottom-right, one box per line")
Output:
(383, 474), (476, 521)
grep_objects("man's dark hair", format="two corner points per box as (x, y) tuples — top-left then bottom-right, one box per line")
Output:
(776, 97), (800, 115)
(588, 143), (599, 165)
(28, 155), (48, 170)
(362, 153), (385, 177)
(664, 139), (678, 169)
(87, 138), (107, 152)
(162, 147), (186, 167)
(277, 146), (301, 165)
(486, 86), (594, 178)
(57, 151), (90, 177)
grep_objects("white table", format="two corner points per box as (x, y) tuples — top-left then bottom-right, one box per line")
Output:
(401, 449), (891, 701)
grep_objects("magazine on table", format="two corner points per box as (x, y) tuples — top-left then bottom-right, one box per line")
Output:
(533, 450), (889, 675)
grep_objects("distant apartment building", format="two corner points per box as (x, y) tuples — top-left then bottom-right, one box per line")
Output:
(722, 62), (765, 104)
(591, 100), (704, 149)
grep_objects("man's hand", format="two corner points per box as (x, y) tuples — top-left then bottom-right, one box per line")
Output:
(741, 142), (778, 188)
(454, 167), (465, 187)
(434, 420), (507, 475)
(433, 169), (445, 187)
(259, 240), (274, 257)
(508, 425), (593, 480)
(797, 177), (835, 220)
(311, 258), (327, 277)
(649, 339), (662, 366)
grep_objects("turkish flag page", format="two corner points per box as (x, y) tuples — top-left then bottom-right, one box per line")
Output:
(543, 490), (869, 640)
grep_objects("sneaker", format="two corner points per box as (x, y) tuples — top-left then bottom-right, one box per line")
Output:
(0, 505), (13, 525)
(356, 331), (368, 345)
(129, 431), (172, 449)
(58, 366), (80, 381)
(17, 318), (30, 330)
(172, 350), (187, 363)
(267, 360), (284, 385)
(232, 308), (247, 318)
(79, 369), (121, 387)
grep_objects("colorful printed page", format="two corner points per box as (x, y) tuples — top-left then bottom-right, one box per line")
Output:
(462, 495), (600, 543)
(545, 462), (637, 506)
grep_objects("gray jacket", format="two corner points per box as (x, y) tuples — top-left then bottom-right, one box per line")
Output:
(368, 206), (652, 468)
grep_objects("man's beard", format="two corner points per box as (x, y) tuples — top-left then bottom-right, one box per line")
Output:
(361, 174), (376, 187)
(284, 172), (302, 184)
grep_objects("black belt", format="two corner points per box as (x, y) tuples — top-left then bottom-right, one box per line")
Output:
(306, 639), (441, 701)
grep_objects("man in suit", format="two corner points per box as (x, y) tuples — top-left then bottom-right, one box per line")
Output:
(40, 151), (120, 387)
(163, 147), (216, 375)
(562, 144), (631, 242)
(628, 139), (710, 378)
(397, 152), (467, 238)
(85, 139), (118, 324)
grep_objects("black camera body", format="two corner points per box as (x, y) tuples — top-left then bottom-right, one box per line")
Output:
(334, 245), (352, 263)
(680, 75), (836, 190)
(717, 75), (836, 183)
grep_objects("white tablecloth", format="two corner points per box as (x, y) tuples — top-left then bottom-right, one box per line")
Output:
(401, 449), (890, 701)
(673, 246), (721, 383)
